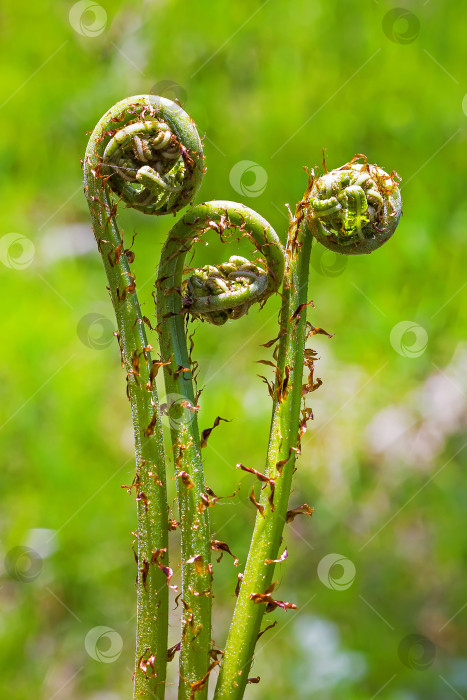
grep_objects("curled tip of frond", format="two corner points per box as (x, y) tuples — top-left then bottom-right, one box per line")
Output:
(185, 256), (269, 326)
(157, 201), (285, 328)
(87, 95), (204, 216)
(305, 154), (402, 255)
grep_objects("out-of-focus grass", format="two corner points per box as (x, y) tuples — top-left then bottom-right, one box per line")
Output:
(1, 1), (466, 698)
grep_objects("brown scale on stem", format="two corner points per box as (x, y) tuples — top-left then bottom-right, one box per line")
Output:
(167, 641), (181, 662)
(146, 357), (171, 391)
(151, 549), (177, 590)
(275, 446), (300, 474)
(136, 491), (149, 512)
(189, 661), (221, 700)
(250, 581), (297, 613)
(302, 348), (322, 396)
(265, 548), (288, 565)
(200, 416), (231, 448)
(257, 373), (275, 400)
(211, 540), (239, 565)
(178, 471), (195, 489)
(199, 483), (240, 512)
(136, 650), (158, 679)
(249, 486), (264, 518)
(235, 573), (244, 597)
(237, 464), (275, 511)
(108, 239), (123, 267)
(306, 321), (333, 339)
(257, 621), (278, 641)
(115, 274), (136, 304)
(260, 329), (286, 349)
(286, 504), (314, 523)
(122, 472), (140, 494)
(299, 406), (314, 437)
(145, 412), (159, 437)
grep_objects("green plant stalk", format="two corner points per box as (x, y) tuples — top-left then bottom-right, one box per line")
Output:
(216, 156), (402, 697)
(84, 93), (206, 698)
(214, 191), (315, 700)
(156, 201), (284, 700)
(84, 102), (171, 700)
(84, 91), (401, 700)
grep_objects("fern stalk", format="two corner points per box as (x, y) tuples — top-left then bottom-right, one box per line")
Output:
(84, 94), (204, 699)
(84, 93), (402, 700)
(156, 201), (284, 698)
(215, 161), (401, 698)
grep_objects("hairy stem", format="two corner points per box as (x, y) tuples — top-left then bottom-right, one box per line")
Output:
(84, 93), (205, 699)
(216, 156), (402, 696)
(214, 187), (315, 700)
(84, 87), (402, 700)
(156, 201), (284, 700)
(84, 158), (169, 699)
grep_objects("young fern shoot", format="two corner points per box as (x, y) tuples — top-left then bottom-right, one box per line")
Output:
(83, 94), (204, 700)
(84, 93), (401, 700)
(215, 157), (401, 698)
(156, 202), (284, 699)
(83, 95), (285, 699)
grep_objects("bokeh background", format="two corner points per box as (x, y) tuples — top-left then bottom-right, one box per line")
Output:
(1, 1), (466, 698)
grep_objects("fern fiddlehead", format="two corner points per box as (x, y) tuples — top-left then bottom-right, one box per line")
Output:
(215, 156), (402, 699)
(83, 94), (204, 700)
(85, 91), (401, 700)
(156, 202), (284, 699)
(307, 155), (401, 253)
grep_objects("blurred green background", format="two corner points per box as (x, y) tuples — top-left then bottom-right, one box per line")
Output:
(1, 1), (466, 698)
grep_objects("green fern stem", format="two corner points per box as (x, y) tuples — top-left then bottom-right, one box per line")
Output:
(215, 158), (402, 698)
(214, 186), (314, 700)
(84, 94), (204, 700)
(156, 201), (285, 700)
